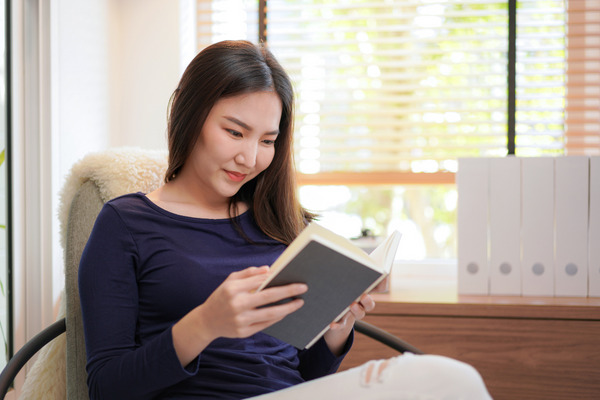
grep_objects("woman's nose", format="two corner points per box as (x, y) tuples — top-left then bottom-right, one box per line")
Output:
(234, 142), (257, 168)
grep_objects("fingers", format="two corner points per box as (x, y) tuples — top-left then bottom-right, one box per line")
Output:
(247, 297), (305, 326)
(329, 310), (354, 330)
(230, 265), (309, 309)
(330, 294), (377, 331)
(237, 280), (307, 335)
(248, 282), (308, 309)
(229, 265), (270, 280)
(349, 302), (366, 320)
(223, 266), (271, 294)
(224, 266), (308, 311)
(237, 298), (303, 336)
(345, 294), (375, 321)
(358, 294), (376, 313)
(206, 266), (308, 339)
(223, 285), (306, 338)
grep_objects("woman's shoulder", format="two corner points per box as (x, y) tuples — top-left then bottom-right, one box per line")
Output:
(103, 192), (149, 213)
(101, 192), (155, 221)
(106, 192), (147, 206)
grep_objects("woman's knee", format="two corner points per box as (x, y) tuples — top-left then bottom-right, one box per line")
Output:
(378, 353), (492, 399)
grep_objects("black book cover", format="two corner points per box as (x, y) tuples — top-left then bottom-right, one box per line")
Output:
(261, 240), (383, 349)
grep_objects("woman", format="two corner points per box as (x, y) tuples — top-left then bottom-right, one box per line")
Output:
(79, 40), (491, 399)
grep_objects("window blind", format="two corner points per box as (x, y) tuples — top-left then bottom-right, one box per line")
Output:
(266, 0), (510, 183)
(515, 0), (566, 156)
(565, 0), (600, 155)
(195, 0), (599, 182)
(196, 0), (258, 47)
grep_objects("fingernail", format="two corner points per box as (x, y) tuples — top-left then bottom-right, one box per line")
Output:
(298, 284), (308, 292)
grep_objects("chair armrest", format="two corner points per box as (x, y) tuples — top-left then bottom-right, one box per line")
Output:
(354, 320), (424, 355)
(0, 318), (67, 398)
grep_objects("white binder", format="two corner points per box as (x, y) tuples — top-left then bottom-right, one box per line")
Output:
(457, 158), (489, 295)
(521, 157), (555, 296)
(555, 156), (589, 297)
(588, 156), (600, 297)
(489, 157), (521, 295)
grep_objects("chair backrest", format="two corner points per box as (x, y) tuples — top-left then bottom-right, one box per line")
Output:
(61, 148), (167, 399)
(64, 181), (104, 399)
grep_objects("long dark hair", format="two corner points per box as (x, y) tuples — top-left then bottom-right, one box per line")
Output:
(165, 40), (313, 244)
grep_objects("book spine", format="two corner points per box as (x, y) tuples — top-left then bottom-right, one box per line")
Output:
(304, 325), (333, 349)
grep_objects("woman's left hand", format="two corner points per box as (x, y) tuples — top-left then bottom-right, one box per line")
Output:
(323, 293), (376, 356)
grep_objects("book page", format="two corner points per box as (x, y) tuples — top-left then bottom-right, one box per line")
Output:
(307, 223), (373, 262)
(368, 230), (402, 274)
(260, 224), (399, 292)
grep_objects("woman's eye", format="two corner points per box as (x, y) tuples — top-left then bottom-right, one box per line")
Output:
(263, 139), (276, 146)
(227, 129), (242, 138)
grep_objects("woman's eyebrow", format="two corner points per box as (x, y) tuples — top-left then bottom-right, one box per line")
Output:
(224, 116), (279, 135)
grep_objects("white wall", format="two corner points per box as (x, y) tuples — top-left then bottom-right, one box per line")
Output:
(52, 0), (182, 298)
(56, 0), (181, 179)
(108, 0), (180, 149)
(56, 0), (111, 171)
(56, 0), (181, 185)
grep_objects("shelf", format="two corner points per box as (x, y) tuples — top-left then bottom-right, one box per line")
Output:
(371, 271), (600, 320)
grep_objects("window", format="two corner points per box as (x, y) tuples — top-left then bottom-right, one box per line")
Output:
(196, 0), (599, 260)
(0, 0), (10, 367)
(515, 0), (566, 155)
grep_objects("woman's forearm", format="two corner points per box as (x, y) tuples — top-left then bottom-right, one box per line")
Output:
(172, 306), (217, 367)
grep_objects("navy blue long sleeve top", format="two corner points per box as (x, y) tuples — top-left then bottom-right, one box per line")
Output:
(78, 193), (351, 400)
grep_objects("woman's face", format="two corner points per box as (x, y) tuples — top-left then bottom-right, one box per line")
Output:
(183, 91), (282, 205)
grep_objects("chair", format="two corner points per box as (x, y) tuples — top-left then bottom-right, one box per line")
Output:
(0, 148), (423, 399)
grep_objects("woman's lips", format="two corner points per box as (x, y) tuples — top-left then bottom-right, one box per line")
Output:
(226, 170), (247, 182)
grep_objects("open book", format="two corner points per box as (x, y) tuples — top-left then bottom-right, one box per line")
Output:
(258, 222), (402, 349)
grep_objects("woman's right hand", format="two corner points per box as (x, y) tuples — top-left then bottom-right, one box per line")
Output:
(172, 266), (307, 366)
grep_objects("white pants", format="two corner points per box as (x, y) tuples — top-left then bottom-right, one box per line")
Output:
(249, 353), (492, 400)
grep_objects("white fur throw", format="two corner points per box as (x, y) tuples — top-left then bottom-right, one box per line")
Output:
(58, 147), (168, 253)
(19, 147), (168, 399)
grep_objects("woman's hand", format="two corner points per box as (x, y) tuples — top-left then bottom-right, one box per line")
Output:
(172, 266), (307, 366)
(202, 266), (307, 338)
(323, 293), (376, 356)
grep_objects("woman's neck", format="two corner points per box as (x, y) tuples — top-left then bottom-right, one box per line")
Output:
(146, 181), (247, 219)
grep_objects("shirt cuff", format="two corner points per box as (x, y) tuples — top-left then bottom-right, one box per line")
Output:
(165, 325), (201, 376)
